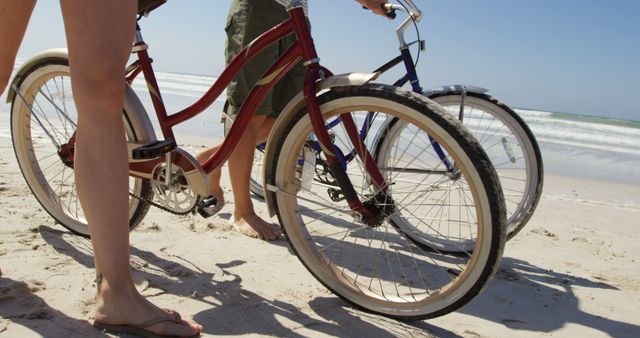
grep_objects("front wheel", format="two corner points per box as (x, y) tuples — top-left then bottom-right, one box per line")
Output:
(10, 57), (153, 237)
(267, 84), (506, 319)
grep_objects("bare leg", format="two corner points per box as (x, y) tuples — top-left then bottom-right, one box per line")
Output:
(197, 115), (280, 240)
(59, 1), (200, 336)
(196, 116), (275, 207)
(0, 0), (36, 92)
(228, 115), (280, 240)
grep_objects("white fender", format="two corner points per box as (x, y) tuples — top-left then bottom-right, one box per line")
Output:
(7, 48), (68, 104)
(262, 72), (380, 217)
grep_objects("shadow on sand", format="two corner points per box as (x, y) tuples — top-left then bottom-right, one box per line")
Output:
(36, 225), (446, 337)
(34, 225), (640, 337)
(0, 276), (107, 337)
(456, 256), (638, 337)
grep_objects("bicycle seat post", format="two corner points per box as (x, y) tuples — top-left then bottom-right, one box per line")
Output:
(165, 152), (172, 186)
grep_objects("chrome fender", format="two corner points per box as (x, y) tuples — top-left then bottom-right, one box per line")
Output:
(262, 72), (380, 217)
(422, 84), (489, 97)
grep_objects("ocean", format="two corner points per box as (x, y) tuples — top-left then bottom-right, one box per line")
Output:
(2, 64), (639, 185)
(514, 108), (640, 184)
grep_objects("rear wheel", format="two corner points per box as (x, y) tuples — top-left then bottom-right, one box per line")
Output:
(10, 58), (152, 237)
(268, 84), (506, 319)
(429, 92), (543, 239)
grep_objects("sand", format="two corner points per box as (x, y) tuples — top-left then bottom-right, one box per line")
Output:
(1, 114), (639, 337)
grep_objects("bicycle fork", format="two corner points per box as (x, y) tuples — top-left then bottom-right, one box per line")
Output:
(303, 67), (390, 226)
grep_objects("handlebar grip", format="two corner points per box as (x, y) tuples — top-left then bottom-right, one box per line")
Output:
(361, 4), (397, 19)
(383, 4), (397, 19)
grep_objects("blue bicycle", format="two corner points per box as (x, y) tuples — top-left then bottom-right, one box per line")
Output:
(225, 0), (542, 250)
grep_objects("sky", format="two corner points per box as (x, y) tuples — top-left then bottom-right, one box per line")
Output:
(16, 0), (640, 121)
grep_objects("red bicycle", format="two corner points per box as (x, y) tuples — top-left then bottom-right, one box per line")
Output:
(8, 0), (506, 319)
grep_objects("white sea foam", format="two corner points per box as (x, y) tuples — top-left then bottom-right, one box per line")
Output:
(130, 71), (225, 101)
(515, 108), (553, 118)
(513, 108), (640, 156)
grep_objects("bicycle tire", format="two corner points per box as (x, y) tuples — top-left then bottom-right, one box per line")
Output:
(267, 84), (506, 319)
(428, 92), (543, 239)
(10, 58), (152, 237)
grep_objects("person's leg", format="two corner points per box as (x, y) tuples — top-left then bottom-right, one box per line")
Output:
(0, 0), (36, 92)
(195, 145), (225, 206)
(197, 0), (282, 239)
(227, 114), (281, 240)
(59, 1), (201, 336)
(256, 117), (275, 143)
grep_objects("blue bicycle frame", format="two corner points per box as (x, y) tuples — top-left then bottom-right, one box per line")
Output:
(254, 43), (456, 174)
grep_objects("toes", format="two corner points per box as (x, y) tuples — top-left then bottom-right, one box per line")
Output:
(237, 226), (261, 239)
(149, 320), (200, 337)
(266, 225), (282, 241)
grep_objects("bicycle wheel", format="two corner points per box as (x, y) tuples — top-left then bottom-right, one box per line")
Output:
(10, 57), (152, 237)
(222, 100), (266, 199)
(267, 84), (506, 319)
(428, 92), (543, 239)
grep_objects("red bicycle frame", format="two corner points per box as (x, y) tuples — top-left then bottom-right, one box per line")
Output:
(125, 5), (385, 220)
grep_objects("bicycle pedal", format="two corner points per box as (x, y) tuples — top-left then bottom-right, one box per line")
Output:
(196, 196), (222, 218)
(131, 139), (177, 159)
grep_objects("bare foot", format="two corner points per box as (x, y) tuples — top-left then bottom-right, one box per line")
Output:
(232, 212), (281, 241)
(94, 283), (202, 337)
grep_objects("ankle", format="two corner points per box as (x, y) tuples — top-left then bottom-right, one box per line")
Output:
(233, 209), (256, 220)
(95, 273), (138, 303)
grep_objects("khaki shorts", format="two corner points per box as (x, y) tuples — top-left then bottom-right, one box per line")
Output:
(225, 0), (305, 118)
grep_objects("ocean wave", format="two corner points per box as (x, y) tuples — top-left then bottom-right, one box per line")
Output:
(530, 124), (640, 146)
(533, 117), (639, 137)
(154, 71), (216, 86)
(514, 108), (553, 118)
(535, 136), (640, 156)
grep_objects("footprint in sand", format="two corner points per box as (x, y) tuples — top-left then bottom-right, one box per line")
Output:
(571, 236), (590, 244)
(0, 280), (52, 321)
(531, 227), (558, 239)
(502, 319), (529, 329)
(496, 268), (520, 282)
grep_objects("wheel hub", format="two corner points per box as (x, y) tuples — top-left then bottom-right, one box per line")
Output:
(361, 191), (396, 228)
(57, 142), (75, 168)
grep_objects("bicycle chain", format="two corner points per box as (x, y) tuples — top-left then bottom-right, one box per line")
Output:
(129, 191), (199, 216)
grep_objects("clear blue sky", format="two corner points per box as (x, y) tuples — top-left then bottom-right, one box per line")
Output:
(17, 0), (639, 121)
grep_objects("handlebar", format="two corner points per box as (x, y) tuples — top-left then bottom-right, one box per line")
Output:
(383, 1), (423, 51)
(389, 1), (422, 49)
(363, 1), (423, 48)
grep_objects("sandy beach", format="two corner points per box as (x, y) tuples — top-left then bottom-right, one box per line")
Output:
(1, 109), (640, 337)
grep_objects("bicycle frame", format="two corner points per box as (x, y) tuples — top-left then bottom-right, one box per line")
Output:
(285, 31), (455, 172)
(251, 1), (455, 175)
(124, 2), (386, 220)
